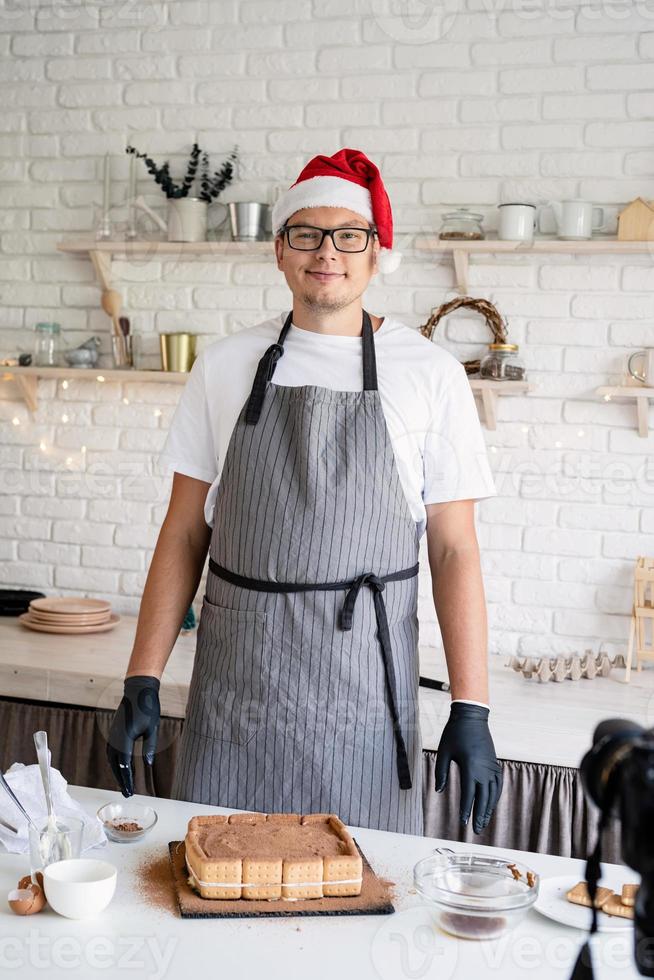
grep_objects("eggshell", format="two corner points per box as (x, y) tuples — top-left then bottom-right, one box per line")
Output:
(8, 873), (46, 915)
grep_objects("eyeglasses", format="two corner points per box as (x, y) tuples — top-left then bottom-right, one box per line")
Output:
(281, 224), (376, 253)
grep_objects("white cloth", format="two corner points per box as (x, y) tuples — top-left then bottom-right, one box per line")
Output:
(0, 763), (106, 855)
(158, 311), (497, 540)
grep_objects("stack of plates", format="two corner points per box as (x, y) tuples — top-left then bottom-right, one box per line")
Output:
(18, 597), (120, 634)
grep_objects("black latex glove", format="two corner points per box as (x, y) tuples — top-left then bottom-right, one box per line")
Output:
(435, 702), (503, 835)
(106, 675), (160, 797)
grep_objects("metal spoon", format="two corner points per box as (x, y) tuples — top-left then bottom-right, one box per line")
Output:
(0, 771), (39, 832)
(33, 731), (72, 864)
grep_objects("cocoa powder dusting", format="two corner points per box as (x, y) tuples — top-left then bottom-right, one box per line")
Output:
(133, 848), (180, 917)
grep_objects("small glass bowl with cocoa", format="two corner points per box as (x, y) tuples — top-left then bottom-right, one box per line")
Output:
(413, 848), (539, 940)
(97, 803), (158, 843)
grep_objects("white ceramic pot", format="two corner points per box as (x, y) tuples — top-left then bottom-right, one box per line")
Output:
(43, 859), (117, 919)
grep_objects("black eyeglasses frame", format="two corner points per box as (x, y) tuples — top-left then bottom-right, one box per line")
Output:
(280, 223), (377, 253)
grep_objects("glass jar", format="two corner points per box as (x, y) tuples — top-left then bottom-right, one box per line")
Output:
(439, 208), (485, 241)
(479, 343), (526, 381)
(33, 322), (61, 367)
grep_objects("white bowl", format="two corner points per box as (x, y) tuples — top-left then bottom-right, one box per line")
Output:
(43, 859), (117, 919)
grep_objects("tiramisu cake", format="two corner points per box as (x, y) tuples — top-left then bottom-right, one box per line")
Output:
(184, 812), (363, 901)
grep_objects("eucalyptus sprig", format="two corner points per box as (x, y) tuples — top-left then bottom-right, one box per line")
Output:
(125, 142), (239, 202)
(199, 144), (239, 204)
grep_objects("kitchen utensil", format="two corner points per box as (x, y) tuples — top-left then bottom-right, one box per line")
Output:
(111, 333), (133, 368)
(119, 316), (130, 337)
(18, 613), (120, 634)
(628, 348), (654, 385)
(539, 200), (607, 240)
(33, 731), (72, 865)
(33, 322), (62, 367)
(43, 859), (117, 919)
(0, 771), (40, 833)
(413, 848), (539, 940)
(228, 201), (268, 241)
(0, 816), (19, 834)
(96, 802), (158, 843)
(159, 332), (196, 372)
(101, 289), (127, 363)
(439, 207), (485, 240)
(28, 816), (84, 875)
(497, 203), (536, 242)
(30, 597), (110, 614)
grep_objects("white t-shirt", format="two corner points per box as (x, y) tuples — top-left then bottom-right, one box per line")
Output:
(158, 311), (497, 539)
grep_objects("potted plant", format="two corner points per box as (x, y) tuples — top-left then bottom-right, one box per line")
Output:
(125, 142), (239, 242)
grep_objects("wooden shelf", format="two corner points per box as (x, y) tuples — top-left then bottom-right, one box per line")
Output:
(597, 384), (654, 438)
(2, 367), (534, 427)
(57, 238), (273, 290)
(469, 379), (534, 430)
(0, 365), (188, 412)
(415, 236), (653, 294)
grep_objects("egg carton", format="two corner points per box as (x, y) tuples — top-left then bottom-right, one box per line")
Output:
(506, 651), (626, 683)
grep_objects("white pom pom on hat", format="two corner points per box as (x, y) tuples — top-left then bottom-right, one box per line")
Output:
(272, 148), (402, 274)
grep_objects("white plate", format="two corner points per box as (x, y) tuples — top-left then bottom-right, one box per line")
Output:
(534, 875), (635, 932)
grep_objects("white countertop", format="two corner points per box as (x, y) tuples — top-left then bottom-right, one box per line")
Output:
(0, 784), (640, 980)
(419, 648), (654, 767)
(3, 616), (653, 770)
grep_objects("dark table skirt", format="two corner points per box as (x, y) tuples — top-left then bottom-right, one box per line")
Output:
(0, 697), (621, 863)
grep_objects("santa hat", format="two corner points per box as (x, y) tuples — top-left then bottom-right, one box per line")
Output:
(271, 147), (402, 275)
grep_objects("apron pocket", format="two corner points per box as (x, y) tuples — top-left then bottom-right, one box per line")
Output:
(186, 596), (267, 747)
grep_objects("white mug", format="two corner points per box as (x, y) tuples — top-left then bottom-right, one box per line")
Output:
(538, 200), (606, 240)
(628, 348), (654, 386)
(497, 203), (537, 242)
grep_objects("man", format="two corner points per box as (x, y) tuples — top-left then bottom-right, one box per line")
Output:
(107, 148), (503, 836)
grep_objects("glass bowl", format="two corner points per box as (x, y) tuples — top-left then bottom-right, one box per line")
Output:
(413, 849), (539, 940)
(97, 802), (158, 843)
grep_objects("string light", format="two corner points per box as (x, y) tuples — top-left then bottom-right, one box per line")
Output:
(39, 441), (47, 452)
(11, 417), (20, 426)
(153, 408), (162, 418)
(96, 375), (105, 382)
(61, 413), (68, 423)
(62, 380), (68, 390)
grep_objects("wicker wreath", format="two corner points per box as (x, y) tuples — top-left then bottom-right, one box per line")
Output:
(419, 295), (508, 375)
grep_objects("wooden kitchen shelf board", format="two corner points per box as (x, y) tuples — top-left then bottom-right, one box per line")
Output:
(415, 237), (654, 294)
(1, 367), (533, 427)
(1, 365), (188, 412)
(57, 238), (273, 290)
(596, 385), (654, 438)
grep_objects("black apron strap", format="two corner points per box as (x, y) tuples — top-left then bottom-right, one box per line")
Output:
(244, 311), (293, 425)
(245, 309), (378, 424)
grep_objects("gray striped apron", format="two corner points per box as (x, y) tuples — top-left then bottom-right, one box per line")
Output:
(172, 309), (423, 834)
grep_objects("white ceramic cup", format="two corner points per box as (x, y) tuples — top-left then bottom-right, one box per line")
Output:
(497, 203), (537, 242)
(43, 859), (117, 919)
(628, 348), (654, 385)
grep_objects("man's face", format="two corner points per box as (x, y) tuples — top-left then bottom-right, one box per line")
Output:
(274, 207), (379, 313)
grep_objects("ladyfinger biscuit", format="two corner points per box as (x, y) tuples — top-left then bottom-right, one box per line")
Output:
(566, 881), (614, 909)
(604, 895), (634, 919)
(621, 884), (638, 907)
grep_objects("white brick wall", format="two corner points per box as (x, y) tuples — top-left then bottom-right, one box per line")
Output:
(1, 0), (652, 667)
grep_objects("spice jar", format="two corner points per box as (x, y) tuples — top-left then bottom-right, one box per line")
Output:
(33, 322), (61, 367)
(479, 343), (525, 381)
(439, 208), (485, 241)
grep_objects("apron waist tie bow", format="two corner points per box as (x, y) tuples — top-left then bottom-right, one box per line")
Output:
(207, 557), (418, 791)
